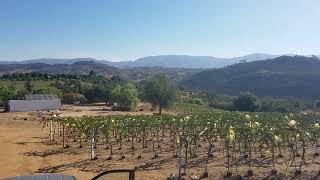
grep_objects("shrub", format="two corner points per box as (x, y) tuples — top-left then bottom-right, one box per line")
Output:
(144, 75), (176, 114)
(62, 93), (86, 104)
(112, 83), (140, 111)
(233, 92), (260, 112)
(188, 98), (205, 105)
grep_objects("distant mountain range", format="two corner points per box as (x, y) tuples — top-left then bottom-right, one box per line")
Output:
(2, 55), (320, 100)
(1, 53), (315, 69)
(0, 61), (201, 82)
(182, 55), (320, 100)
(127, 54), (284, 68)
(0, 61), (120, 77)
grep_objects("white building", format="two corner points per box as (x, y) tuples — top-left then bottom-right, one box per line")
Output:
(9, 94), (61, 112)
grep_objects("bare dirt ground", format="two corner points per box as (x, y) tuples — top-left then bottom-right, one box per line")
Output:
(0, 106), (100, 179)
(0, 104), (177, 180)
(1, 105), (320, 180)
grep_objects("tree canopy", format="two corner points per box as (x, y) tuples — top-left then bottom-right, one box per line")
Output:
(0, 84), (16, 108)
(233, 92), (260, 112)
(112, 83), (140, 111)
(24, 79), (33, 93)
(84, 85), (112, 103)
(144, 75), (176, 114)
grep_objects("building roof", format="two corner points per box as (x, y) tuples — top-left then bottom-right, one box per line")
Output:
(4, 174), (76, 180)
(25, 94), (59, 101)
(9, 99), (61, 112)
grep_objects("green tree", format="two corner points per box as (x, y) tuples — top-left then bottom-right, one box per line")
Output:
(84, 85), (111, 103)
(112, 83), (140, 111)
(24, 79), (33, 93)
(33, 88), (62, 95)
(233, 92), (260, 112)
(260, 98), (305, 112)
(62, 92), (86, 104)
(0, 84), (17, 109)
(144, 75), (177, 114)
(89, 70), (96, 76)
(188, 98), (205, 105)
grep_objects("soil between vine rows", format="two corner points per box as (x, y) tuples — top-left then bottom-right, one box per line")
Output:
(1, 106), (320, 180)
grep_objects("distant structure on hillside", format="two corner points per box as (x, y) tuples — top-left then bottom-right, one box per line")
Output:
(9, 94), (61, 112)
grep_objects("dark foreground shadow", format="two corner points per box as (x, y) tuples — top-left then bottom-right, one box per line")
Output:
(23, 147), (83, 157)
(36, 159), (92, 173)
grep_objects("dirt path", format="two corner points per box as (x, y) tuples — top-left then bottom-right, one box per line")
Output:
(0, 117), (94, 179)
(0, 105), (169, 180)
(0, 119), (39, 177)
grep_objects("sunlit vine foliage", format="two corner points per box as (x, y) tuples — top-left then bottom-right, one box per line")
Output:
(42, 108), (320, 178)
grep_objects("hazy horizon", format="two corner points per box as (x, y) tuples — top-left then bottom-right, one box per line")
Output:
(2, 53), (319, 63)
(1, 0), (319, 61)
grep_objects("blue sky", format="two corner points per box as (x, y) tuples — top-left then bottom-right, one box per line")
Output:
(0, 0), (319, 61)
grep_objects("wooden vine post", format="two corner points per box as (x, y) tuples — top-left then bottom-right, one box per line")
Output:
(62, 123), (66, 148)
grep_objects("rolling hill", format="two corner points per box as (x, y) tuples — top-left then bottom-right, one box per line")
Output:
(0, 61), (200, 82)
(0, 53), (297, 69)
(182, 55), (320, 100)
(0, 61), (120, 77)
(125, 54), (284, 68)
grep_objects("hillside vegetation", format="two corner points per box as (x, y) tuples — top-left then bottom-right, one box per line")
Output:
(183, 56), (320, 101)
(0, 61), (199, 82)
(0, 53), (290, 68)
(0, 61), (120, 77)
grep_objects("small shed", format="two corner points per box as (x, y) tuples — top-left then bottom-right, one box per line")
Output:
(9, 94), (61, 112)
